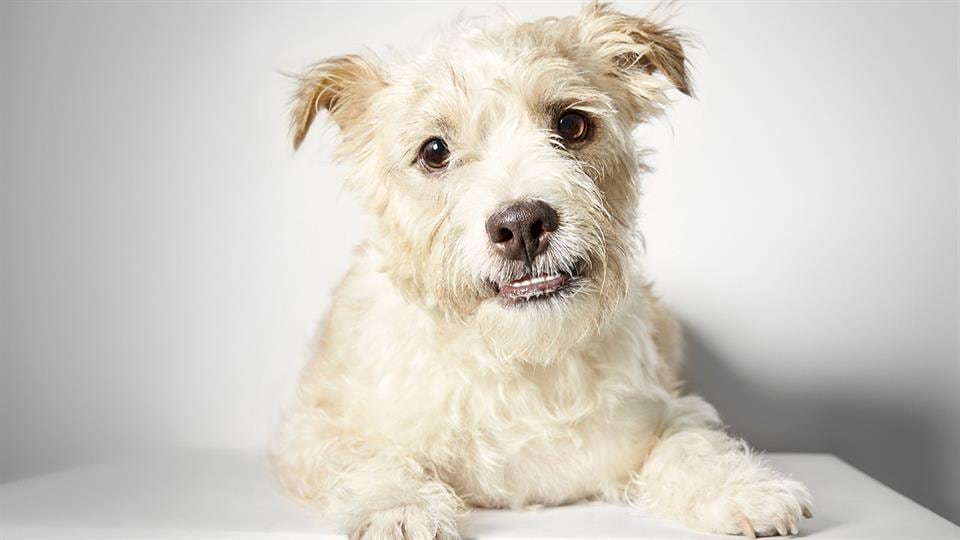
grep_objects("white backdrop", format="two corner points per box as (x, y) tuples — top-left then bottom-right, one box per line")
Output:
(1, 0), (957, 525)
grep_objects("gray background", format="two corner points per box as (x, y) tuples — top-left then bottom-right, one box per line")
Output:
(1, 0), (958, 525)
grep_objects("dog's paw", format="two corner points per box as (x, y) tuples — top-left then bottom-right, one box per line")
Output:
(350, 505), (459, 540)
(703, 474), (813, 537)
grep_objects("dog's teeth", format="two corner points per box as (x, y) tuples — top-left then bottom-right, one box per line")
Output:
(523, 274), (559, 286)
(505, 274), (567, 290)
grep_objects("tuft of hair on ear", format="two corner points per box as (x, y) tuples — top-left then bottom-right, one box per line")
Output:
(580, 1), (693, 98)
(289, 54), (385, 150)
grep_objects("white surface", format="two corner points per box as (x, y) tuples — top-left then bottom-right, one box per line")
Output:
(1, 0), (958, 525)
(0, 450), (957, 539)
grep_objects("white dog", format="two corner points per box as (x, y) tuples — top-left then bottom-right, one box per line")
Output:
(270, 3), (813, 538)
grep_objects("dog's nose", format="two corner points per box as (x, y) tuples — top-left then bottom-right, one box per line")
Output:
(485, 200), (559, 263)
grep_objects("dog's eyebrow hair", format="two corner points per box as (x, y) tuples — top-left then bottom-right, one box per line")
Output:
(541, 96), (615, 121)
(477, 85), (507, 96)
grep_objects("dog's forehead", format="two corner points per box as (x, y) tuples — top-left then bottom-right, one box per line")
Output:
(427, 17), (562, 72)
(376, 15), (617, 147)
(394, 18), (580, 107)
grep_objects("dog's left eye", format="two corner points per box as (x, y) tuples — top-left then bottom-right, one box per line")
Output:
(419, 138), (450, 171)
(556, 110), (590, 143)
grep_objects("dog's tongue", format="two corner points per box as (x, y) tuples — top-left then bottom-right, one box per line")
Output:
(499, 273), (569, 301)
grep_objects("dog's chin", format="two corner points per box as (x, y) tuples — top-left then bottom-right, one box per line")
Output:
(475, 265), (602, 362)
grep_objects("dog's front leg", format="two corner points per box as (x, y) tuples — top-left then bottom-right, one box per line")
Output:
(628, 396), (813, 537)
(312, 448), (462, 540)
(337, 454), (462, 540)
(271, 420), (461, 540)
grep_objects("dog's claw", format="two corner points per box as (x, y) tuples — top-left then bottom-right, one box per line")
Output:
(738, 517), (757, 538)
(787, 513), (799, 535)
(802, 505), (813, 519)
(773, 517), (788, 536)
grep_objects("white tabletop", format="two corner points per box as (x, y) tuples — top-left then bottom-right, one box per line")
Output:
(0, 450), (956, 539)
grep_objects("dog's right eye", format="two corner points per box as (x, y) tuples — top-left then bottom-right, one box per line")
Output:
(419, 138), (450, 171)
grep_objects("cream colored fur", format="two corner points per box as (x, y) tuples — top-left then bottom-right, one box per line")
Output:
(270, 3), (813, 538)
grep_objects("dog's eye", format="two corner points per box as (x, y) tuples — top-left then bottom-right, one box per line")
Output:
(419, 138), (450, 170)
(556, 110), (589, 142)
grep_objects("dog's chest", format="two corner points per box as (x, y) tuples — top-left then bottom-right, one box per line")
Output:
(430, 362), (664, 509)
(339, 287), (667, 508)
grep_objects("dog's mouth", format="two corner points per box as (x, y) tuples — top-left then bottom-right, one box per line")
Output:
(489, 271), (579, 306)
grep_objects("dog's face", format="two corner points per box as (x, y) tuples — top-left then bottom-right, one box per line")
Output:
(292, 4), (689, 360)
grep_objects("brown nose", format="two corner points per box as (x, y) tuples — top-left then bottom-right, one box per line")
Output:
(485, 200), (559, 263)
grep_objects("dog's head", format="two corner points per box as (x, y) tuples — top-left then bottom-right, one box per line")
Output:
(292, 3), (689, 361)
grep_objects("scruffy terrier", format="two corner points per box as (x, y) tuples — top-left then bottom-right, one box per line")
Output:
(270, 3), (812, 538)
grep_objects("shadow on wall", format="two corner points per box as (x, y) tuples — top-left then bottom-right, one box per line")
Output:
(680, 322), (956, 524)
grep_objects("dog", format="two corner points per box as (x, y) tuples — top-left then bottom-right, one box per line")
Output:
(269, 3), (813, 538)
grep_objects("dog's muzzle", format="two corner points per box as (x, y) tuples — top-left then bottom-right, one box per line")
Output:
(484, 199), (582, 305)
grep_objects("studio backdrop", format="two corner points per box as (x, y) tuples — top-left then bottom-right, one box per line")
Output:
(1, 0), (957, 525)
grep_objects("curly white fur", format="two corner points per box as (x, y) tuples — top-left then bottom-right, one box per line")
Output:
(271, 3), (813, 539)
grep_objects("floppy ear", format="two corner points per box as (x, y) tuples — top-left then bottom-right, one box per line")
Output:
(290, 54), (385, 150)
(579, 2), (692, 99)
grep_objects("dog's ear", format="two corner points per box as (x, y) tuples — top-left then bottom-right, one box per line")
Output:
(290, 54), (385, 150)
(578, 2), (692, 98)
